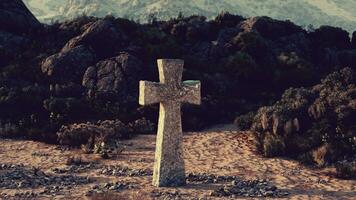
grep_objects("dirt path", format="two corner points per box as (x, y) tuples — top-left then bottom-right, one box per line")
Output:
(0, 128), (355, 199)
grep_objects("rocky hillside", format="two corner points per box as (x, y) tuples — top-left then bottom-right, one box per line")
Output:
(23, 0), (356, 34)
(1, 1), (355, 166)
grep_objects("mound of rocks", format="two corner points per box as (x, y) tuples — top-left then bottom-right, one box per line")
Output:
(0, 164), (91, 190)
(41, 45), (96, 82)
(99, 165), (152, 177)
(86, 182), (135, 196)
(211, 179), (289, 198)
(82, 52), (143, 96)
(0, 0), (41, 34)
(62, 18), (126, 58)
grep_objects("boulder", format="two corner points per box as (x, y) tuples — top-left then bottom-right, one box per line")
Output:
(0, 31), (28, 64)
(41, 45), (96, 82)
(82, 52), (142, 95)
(309, 26), (351, 49)
(0, 0), (41, 34)
(239, 17), (303, 40)
(352, 31), (356, 49)
(62, 19), (126, 58)
(214, 12), (245, 28)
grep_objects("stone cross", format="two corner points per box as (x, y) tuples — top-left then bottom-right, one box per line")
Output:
(139, 59), (201, 187)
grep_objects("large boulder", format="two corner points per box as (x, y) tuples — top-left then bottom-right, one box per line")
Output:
(0, 0), (41, 34)
(0, 31), (28, 65)
(82, 52), (142, 95)
(62, 19), (126, 58)
(352, 31), (356, 49)
(239, 17), (303, 40)
(41, 45), (96, 82)
(309, 26), (351, 49)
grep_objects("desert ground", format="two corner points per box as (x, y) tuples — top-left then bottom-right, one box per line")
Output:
(0, 125), (355, 200)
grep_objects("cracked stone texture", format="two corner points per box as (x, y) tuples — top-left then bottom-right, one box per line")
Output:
(139, 59), (201, 187)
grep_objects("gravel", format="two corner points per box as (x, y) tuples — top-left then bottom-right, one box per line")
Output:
(86, 182), (135, 196)
(99, 165), (153, 177)
(187, 173), (289, 198)
(0, 163), (92, 197)
(52, 163), (100, 174)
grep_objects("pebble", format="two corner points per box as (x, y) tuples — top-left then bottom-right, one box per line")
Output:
(0, 164), (92, 197)
(86, 182), (135, 196)
(99, 165), (152, 177)
(52, 163), (100, 174)
(186, 173), (289, 198)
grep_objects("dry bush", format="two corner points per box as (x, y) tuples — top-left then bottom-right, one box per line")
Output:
(251, 68), (356, 168)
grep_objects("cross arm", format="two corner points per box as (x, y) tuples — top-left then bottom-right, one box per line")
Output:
(139, 81), (165, 106)
(181, 80), (201, 105)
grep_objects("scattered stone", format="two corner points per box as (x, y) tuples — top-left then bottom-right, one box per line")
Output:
(186, 173), (238, 184)
(31, 152), (50, 157)
(150, 190), (183, 200)
(52, 163), (100, 174)
(99, 165), (152, 177)
(211, 178), (289, 198)
(0, 164), (92, 191)
(86, 182), (135, 196)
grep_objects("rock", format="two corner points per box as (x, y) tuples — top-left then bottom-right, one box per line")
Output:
(239, 16), (303, 40)
(82, 52), (142, 95)
(210, 177), (287, 198)
(86, 181), (134, 196)
(99, 165), (152, 177)
(0, 31), (28, 58)
(0, 0), (41, 34)
(352, 31), (356, 49)
(62, 19), (126, 58)
(214, 12), (245, 28)
(310, 26), (351, 49)
(41, 45), (96, 82)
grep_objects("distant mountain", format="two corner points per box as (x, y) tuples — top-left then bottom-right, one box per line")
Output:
(24, 0), (356, 33)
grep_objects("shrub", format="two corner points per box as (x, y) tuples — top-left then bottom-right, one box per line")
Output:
(336, 159), (356, 179)
(57, 118), (153, 148)
(251, 68), (356, 166)
(234, 111), (255, 130)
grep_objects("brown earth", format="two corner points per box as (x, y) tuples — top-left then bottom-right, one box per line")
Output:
(0, 125), (355, 200)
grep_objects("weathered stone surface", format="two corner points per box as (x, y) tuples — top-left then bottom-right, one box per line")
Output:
(41, 45), (96, 81)
(82, 52), (142, 94)
(62, 19), (125, 58)
(0, 0), (41, 34)
(0, 31), (28, 59)
(239, 16), (303, 40)
(139, 59), (201, 187)
(352, 31), (356, 49)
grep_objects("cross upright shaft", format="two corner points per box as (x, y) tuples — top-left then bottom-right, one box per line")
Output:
(139, 59), (201, 187)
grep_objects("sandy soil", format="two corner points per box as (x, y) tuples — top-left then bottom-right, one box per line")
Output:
(0, 126), (355, 200)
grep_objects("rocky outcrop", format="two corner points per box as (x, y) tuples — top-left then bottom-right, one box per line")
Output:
(309, 26), (351, 49)
(0, 0), (41, 34)
(0, 31), (28, 63)
(82, 52), (142, 95)
(41, 45), (96, 82)
(352, 31), (356, 49)
(62, 19), (126, 58)
(239, 17), (303, 40)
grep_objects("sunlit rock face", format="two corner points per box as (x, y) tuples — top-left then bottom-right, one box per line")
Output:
(23, 0), (356, 33)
